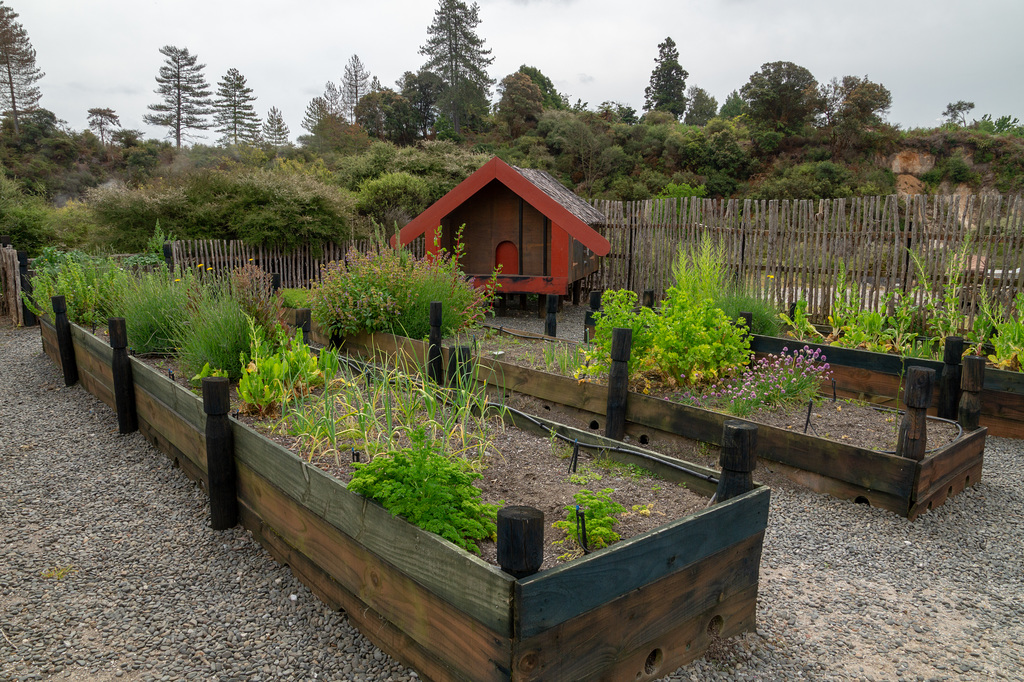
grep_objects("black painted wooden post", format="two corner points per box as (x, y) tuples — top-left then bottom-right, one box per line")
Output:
(1, 235), (10, 247)
(447, 345), (473, 390)
(428, 301), (444, 385)
(294, 308), (311, 338)
(18, 251), (36, 327)
(496, 506), (544, 579)
(544, 294), (558, 337)
(642, 289), (655, 309)
(52, 295), (78, 386)
(716, 420), (758, 503)
(203, 377), (237, 530)
(958, 356), (985, 431)
(589, 290), (602, 311)
(584, 290), (602, 343)
(738, 311), (753, 338)
(937, 336), (964, 420)
(605, 328), (631, 440)
(896, 366), (935, 461)
(271, 273), (281, 292)
(108, 317), (137, 434)
(788, 301), (798, 321)
(162, 242), (174, 270)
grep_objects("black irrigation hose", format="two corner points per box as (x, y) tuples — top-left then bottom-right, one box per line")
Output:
(494, 401), (720, 485)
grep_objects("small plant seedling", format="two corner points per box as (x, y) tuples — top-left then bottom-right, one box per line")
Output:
(41, 565), (76, 580)
(552, 488), (626, 560)
(567, 465), (603, 486)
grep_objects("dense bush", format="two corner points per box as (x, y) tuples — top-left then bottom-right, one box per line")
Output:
(24, 251), (128, 328)
(355, 172), (432, 227)
(87, 169), (358, 252)
(111, 267), (192, 354)
(174, 283), (252, 380)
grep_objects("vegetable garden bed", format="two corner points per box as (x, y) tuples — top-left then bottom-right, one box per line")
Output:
(38, 317), (769, 682)
(334, 328), (986, 521)
(751, 333), (1024, 439)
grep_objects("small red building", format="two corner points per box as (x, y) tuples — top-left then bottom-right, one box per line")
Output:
(391, 157), (609, 298)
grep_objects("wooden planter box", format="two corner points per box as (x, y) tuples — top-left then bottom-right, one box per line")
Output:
(38, 318), (769, 682)
(336, 330), (985, 521)
(750, 334), (1022, 439)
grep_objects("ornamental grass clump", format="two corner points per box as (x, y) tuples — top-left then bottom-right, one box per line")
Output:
(692, 345), (832, 417)
(111, 267), (194, 354)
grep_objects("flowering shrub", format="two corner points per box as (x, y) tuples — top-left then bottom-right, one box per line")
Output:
(683, 345), (832, 417)
(308, 240), (494, 340)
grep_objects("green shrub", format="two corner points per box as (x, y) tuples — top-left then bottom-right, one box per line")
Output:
(25, 252), (128, 327)
(355, 172), (431, 227)
(280, 288), (309, 308)
(174, 284), (251, 380)
(111, 268), (191, 354)
(347, 428), (501, 555)
(714, 290), (782, 336)
(552, 488), (626, 553)
(230, 264), (283, 332)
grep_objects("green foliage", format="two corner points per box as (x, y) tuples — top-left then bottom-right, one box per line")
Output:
(111, 267), (191, 354)
(657, 182), (706, 199)
(189, 362), (228, 387)
(308, 233), (493, 341)
(355, 171), (431, 227)
(25, 252), (128, 327)
(230, 263), (283, 332)
(714, 290), (782, 336)
(348, 428), (501, 555)
(87, 168), (357, 252)
(552, 489), (626, 554)
(778, 300), (823, 342)
(280, 288), (309, 308)
(751, 161), (854, 200)
(585, 290), (658, 376)
(988, 293), (1024, 371)
(643, 37), (688, 119)
(0, 175), (54, 254)
(741, 61), (819, 133)
(238, 320), (326, 416)
(671, 232), (729, 302)
(174, 284), (251, 381)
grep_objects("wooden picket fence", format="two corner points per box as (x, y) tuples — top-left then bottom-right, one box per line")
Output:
(590, 194), (1024, 327)
(169, 237), (426, 289)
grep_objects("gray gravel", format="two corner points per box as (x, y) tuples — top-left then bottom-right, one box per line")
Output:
(4, 310), (1024, 682)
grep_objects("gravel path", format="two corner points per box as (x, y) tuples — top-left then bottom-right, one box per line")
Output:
(3, 312), (1024, 682)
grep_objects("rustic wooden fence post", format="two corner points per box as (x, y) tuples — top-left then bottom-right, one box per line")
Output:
(271, 273), (281, 291)
(716, 420), (758, 503)
(496, 506), (544, 579)
(958, 356), (985, 431)
(605, 327), (631, 440)
(162, 242), (174, 270)
(294, 308), (311, 338)
(447, 345), (473, 390)
(937, 336), (964, 420)
(544, 294), (558, 337)
(896, 366), (935, 461)
(428, 301), (444, 385)
(18, 251), (36, 327)
(203, 377), (237, 530)
(108, 317), (137, 434)
(738, 311), (753, 338)
(52, 295), (78, 386)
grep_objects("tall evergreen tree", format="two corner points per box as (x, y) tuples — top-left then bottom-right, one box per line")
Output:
(87, 107), (120, 145)
(262, 106), (290, 148)
(0, 1), (44, 136)
(341, 55), (371, 123)
(683, 86), (717, 126)
(718, 90), (745, 118)
(418, 0), (495, 135)
(398, 69), (444, 138)
(213, 67), (261, 146)
(518, 65), (566, 110)
(143, 45), (213, 148)
(740, 61), (819, 133)
(643, 37), (687, 119)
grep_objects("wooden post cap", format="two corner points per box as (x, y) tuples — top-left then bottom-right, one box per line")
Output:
(497, 506), (544, 579)
(202, 376), (231, 415)
(960, 355), (986, 392)
(610, 328), (632, 363)
(429, 301), (443, 327)
(720, 420), (758, 473)
(108, 317), (128, 349)
(589, 290), (602, 310)
(902, 366), (936, 410)
(943, 336), (964, 366)
(52, 295), (67, 314)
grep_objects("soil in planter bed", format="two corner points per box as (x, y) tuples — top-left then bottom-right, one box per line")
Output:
(130, 352), (707, 572)
(472, 331), (961, 454)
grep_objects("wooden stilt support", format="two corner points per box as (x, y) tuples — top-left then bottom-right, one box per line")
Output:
(545, 294), (558, 337)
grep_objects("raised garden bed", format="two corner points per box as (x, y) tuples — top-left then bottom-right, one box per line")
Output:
(750, 333), (1023, 439)
(334, 328), (985, 521)
(38, 317), (769, 682)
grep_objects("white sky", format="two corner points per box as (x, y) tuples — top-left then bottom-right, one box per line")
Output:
(13, 0), (1024, 143)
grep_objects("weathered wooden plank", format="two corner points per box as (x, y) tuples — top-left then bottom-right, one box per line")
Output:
(230, 422), (514, 635)
(907, 458), (984, 521)
(513, 537), (762, 682)
(515, 486), (769, 638)
(135, 386), (207, 474)
(761, 458), (910, 516)
(235, 461), (511, 682)
(69, 323), (113, 364)
(238, 503), (475, 682)
(481, 357), (609, 415)
(626, 393), (726, 448)
(138, 417), (209, 488)
(130, 358), (206, 431)
(40, 318), (59, 365)
(914, 427), (986, 500)
(77, 362), (115, 410)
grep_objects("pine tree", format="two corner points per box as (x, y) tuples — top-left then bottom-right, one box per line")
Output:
(213, 67), (261, 146)
(341, 55), (370, 123)
(683, 86), (717, 126)
(643, 37), (688, 119)
(87, 107), (120, 145)
(262, 106), (290, 148)
(418, 0), (495, 135)
(0, 1), (44, 136)
(143, 45), (213, 148)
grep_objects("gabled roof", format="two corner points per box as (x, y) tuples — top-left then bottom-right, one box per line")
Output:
(391, 157), (610, 256)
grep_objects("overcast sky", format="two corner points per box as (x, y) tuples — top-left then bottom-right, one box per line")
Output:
(13, 0), (1024, 143)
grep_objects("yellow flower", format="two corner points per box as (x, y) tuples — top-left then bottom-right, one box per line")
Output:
(767, 274), (775, 279)
(197, 263), (203, 268)
(174, 278), (180, 282)
(207, 267), (213, 271)
(248, 258), (253, 261)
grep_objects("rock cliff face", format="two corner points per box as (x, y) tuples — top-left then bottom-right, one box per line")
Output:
(890, 150), (935, 175)
(895, 174), (926, 196)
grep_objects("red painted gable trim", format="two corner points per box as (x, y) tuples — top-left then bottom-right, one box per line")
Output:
(390, 157), (610, 256)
